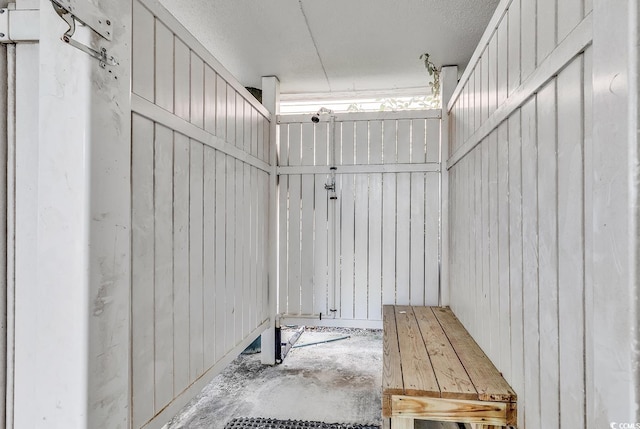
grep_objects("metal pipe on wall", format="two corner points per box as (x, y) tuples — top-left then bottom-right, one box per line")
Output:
(328, 114), (338, 317)
(313, 108), (338, 318)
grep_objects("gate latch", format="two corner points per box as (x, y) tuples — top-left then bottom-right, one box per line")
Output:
(324, 179), (338, 200)
(50, 0), (117, 68)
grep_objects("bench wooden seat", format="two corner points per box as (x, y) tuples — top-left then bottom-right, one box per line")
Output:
(382, 305), (517, 428)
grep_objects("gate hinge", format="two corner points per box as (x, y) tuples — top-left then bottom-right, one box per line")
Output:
(50, 0), (118, 68)
(0, 5), (40, 43)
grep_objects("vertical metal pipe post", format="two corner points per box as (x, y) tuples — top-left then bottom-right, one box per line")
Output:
(328, 114), (338, 316)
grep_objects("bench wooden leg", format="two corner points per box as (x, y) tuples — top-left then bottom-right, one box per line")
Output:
(390, 416), (414, 429)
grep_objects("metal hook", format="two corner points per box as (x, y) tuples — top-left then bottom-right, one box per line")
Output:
(51, 1), (74, 37)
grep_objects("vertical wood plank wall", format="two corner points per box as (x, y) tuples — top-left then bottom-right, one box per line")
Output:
(131, 1), (271, 427)
(446, 0), (592, 428)
(278, 112), (440, 324)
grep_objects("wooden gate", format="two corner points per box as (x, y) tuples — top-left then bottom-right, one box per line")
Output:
(277, 111), (441, 326)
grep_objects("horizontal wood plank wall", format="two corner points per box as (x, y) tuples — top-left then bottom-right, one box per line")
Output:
(278, 115), (440, 324)
(131, 1), (271, 428)
(446, 0), (593, 428)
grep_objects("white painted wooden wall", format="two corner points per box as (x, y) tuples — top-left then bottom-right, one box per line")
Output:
(0, 12), (7, 425)
(446, 0), (593, 428)
(278, 112), (441, 325)
(9, 1), (132, 427)
(131, 1), (272, 427)
(6, 0), (636, 428)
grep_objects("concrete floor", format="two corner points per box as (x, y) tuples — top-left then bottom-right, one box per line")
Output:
(164, 327), (458, 429)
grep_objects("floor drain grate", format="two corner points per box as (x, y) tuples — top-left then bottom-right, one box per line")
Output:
(224, 417), (380, 429)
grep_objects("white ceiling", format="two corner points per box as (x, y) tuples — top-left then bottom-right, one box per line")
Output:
(158, 0), (500, 96)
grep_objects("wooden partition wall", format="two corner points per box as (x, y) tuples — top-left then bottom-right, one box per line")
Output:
(131, 1), (272, 427)
(446, 0), (593, 427)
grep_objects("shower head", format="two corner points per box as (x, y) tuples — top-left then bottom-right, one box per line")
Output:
(311, 107), (333, 123)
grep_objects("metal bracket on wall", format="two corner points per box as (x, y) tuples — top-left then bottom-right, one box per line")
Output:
(50, 0), (118, 68)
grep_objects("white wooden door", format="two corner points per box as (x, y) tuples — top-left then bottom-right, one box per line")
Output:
(278, 111), (441, 326)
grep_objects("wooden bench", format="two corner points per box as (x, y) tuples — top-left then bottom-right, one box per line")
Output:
(382, 305), (517, 429)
